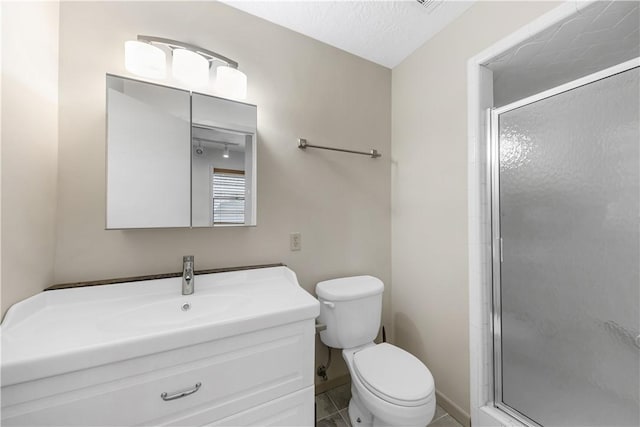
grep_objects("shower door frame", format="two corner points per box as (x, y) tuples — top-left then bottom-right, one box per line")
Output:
(489, 57), (640, 427)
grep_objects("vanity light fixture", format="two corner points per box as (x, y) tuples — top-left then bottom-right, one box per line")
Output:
(123, 35), (248, 99)
(223, 145), (230, 159)
(216, 65), (247, 100)
(124, 41), (166, 79)
(172, 49), (209, 87)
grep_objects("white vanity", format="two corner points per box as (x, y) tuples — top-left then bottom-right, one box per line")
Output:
(1, 267), (319, 426)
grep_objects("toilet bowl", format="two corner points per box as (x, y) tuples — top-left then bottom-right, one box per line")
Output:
(344, 343), (435, 427)
(316, 276), (435, 427)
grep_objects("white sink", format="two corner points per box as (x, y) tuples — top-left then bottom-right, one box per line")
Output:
(97, 293), (250, 333)
(1, 266), (319, 387)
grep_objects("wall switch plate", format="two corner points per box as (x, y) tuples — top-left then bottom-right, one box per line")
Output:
(290, 232), (301, 251)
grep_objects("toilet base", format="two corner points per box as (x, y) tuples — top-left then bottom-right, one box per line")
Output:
(347, 386), (434, 427)
(348, 390), (373, 426)
(342, 345), (435, 427)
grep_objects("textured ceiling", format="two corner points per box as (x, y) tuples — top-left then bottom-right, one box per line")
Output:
(220, 0), (475, 68)
(486, 0), (640, 107)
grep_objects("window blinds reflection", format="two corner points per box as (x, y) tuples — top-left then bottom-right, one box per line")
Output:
(212, 169), (245, 224)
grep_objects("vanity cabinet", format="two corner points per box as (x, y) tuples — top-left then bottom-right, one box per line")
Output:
(1, 321), (314, 426)
(1, 267), (318, 426)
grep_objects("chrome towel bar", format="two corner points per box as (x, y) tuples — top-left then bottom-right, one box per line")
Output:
(298, 138), (381, 159)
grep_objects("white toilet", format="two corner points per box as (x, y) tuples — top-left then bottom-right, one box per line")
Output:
(316, 276), (435, 427)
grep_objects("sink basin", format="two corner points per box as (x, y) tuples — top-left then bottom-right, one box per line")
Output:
(98, 293), (250, 333)
(1, 266), (319, 386)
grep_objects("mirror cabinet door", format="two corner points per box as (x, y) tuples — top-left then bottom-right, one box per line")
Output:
(106, 76), (191, 229)
(191, 93), (257, 227)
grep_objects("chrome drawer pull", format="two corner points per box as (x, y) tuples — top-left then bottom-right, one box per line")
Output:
(160, 382), (201, 401)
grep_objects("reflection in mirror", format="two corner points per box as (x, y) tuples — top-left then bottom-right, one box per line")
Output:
(191, 93), (257, 227)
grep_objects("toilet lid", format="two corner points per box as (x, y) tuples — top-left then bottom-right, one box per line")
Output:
(353, 343), (434, 407)
(316, 276), (384, 301)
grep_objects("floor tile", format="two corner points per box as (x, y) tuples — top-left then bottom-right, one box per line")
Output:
(317, 412), (349, 427)
(338, 408), (352, 427)
(316, 393), (339, 420)
(428, 414), (463, 427)
(320, 382), (457, 427)
(327, 382), (351, 410)
(433, 404), (447, 422)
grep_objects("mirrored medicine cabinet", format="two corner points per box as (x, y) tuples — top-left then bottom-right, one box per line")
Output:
(106, 74), (257, 229)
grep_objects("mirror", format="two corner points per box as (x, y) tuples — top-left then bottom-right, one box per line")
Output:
(106, 75), (191, 229)
(191, 93), (256, 227)
(106, 75), (257, 229)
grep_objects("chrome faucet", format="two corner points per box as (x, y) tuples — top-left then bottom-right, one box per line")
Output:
(182, 255), (194, 295)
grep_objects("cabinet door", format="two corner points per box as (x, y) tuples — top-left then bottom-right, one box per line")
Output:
(190, 93), (257, 227)
(1, 321), (315, 426)
(106, 75), (191, 229)
(162, 386), (314, 427)
(208, 387), (314, 427)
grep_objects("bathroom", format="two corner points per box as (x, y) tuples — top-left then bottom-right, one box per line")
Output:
(1, 1), (638, 426)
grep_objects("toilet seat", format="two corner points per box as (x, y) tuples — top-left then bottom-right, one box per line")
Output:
(353, 343), (434, 407)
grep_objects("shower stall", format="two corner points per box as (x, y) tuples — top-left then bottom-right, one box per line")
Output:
(490, 60), (639, 427)
(469, 1), (640, 426)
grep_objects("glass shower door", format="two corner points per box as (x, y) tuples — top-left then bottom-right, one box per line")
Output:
(492, 65), (639, 426)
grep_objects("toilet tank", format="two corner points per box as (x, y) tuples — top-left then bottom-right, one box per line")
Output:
(316, 276), (384, 349)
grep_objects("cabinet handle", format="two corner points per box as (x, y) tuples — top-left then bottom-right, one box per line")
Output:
(160, 382), (202, 401)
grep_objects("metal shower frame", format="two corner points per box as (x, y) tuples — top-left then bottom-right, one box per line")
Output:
(488, 57), (640, 427)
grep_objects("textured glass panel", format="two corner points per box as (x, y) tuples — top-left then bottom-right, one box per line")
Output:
(498, 68), (639, 426)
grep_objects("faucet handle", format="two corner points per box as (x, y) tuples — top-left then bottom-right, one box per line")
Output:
(181, 255), (195, 295)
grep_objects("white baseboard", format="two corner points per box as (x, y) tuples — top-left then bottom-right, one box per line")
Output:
(436, 389), (471, 427)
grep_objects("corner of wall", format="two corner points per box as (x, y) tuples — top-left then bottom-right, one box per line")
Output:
(1, 0), (61, 318)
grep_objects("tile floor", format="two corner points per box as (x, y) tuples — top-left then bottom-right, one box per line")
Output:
(315, 383), (462, 427)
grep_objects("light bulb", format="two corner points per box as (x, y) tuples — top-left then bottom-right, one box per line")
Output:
(216, 65), (247, 100)
(172, 49), (209, 87)
(223, 145), (230, 159)
(124, 41), (166, 79)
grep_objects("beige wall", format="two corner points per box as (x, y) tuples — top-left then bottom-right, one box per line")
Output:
(1, 1), (60, 317)
(391, 0), (559, 420)
(2, 0), (566, 411)
(54, 1), (390, 382)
